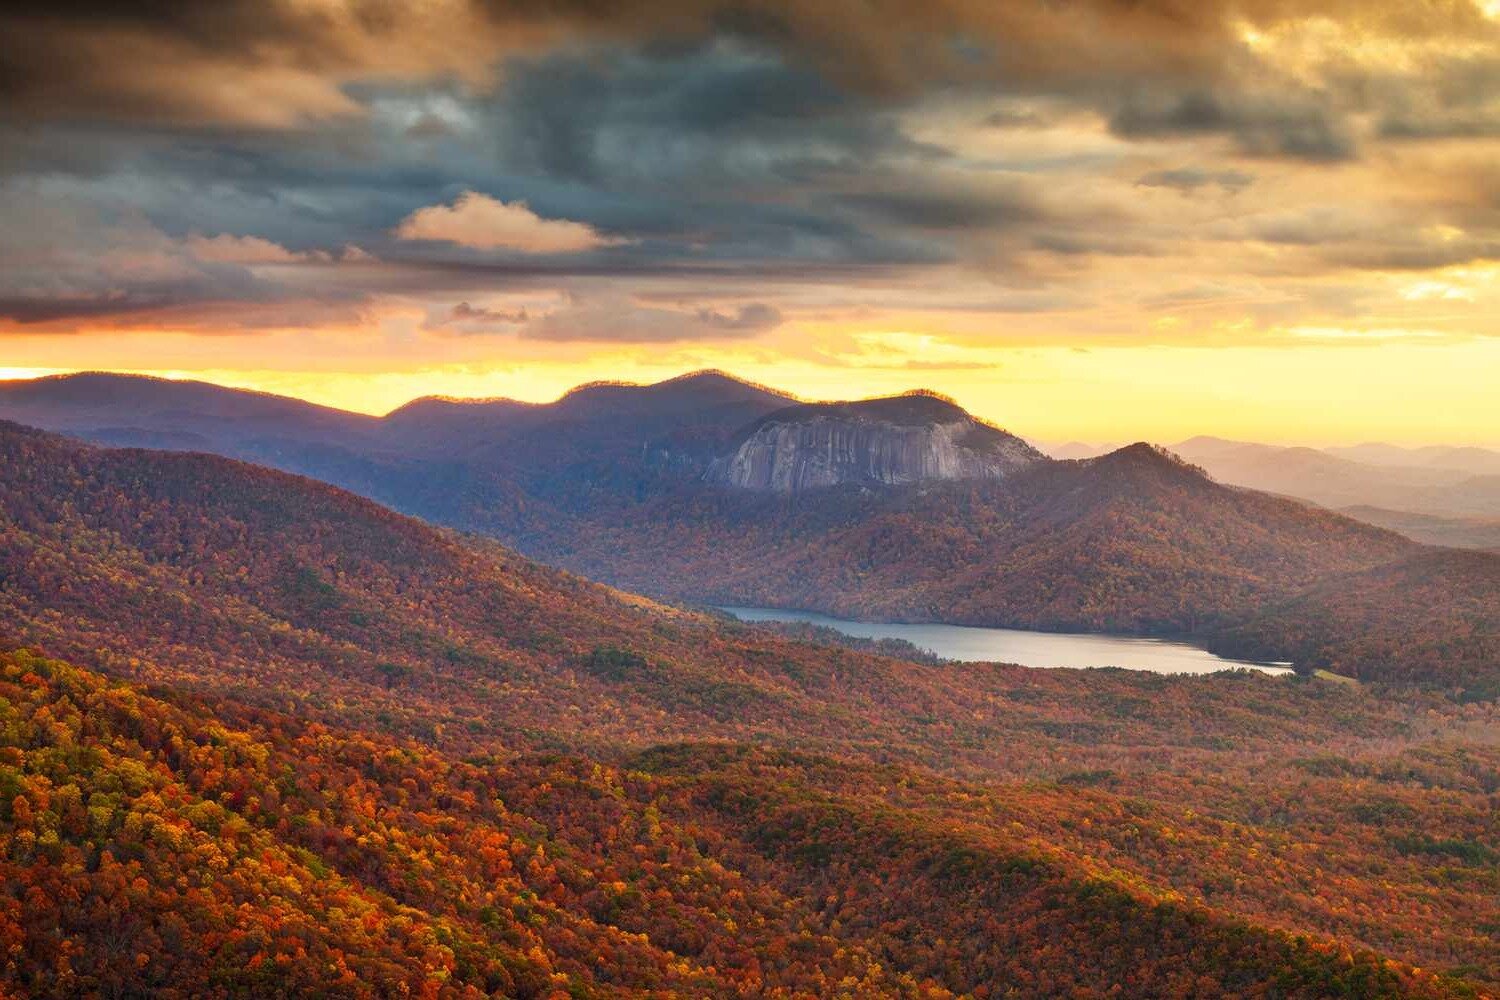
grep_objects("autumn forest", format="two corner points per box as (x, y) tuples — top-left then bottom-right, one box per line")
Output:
(4, 2), (1500, 992)
(0, 396), (1497, 997)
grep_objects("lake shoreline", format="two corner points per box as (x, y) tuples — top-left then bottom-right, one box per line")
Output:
(718, 605), (1294, 676)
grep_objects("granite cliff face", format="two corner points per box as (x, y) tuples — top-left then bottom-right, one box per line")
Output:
(711, 392), (1044, 492)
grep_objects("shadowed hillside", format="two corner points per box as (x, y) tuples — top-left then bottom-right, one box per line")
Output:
(540, 442), (1416, 636)
(1212, 547), (1500, 693)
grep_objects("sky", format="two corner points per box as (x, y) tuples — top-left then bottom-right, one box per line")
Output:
(3, 1), (1499, 446)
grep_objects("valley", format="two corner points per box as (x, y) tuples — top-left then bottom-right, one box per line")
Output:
(0, 417), (1497, 997)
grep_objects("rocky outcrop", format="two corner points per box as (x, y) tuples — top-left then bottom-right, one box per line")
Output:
(711, 393), (1043, 492)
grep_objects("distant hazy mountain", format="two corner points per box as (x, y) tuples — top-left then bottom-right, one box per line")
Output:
(1338, 506), (1500, 552)
(0, 370), (377, 445)
(1173, 435), (1500, 524)
(383, 369), (793, 457)
(0, 369), (796, 536)
(1039, 440), (1119, 461)
(1326, 442), (1500, 475)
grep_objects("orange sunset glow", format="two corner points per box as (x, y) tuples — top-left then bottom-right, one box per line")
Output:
(3, 2), (1498, 446)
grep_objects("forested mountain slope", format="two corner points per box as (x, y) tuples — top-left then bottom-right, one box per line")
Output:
(538, 443), (1416, 635)
(4, 649), (1495, 998)
(1212, 547), (1500, 691)
(0, 419), (1432, 762)
(0, 421), (1498, 995)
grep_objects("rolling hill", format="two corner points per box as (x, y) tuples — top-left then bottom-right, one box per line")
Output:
(1, 422), (1497, 995)
(7, 648), (1492, 998)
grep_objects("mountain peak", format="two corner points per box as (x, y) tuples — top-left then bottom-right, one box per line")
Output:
(0, 371), (372, 430)
(712, 391), (1043, 492)
(758, 391), (976, 430)
(383, 393), (535, 420)
(659, 368), (792, 396)
(1088, 442), (1210, 481)
(2, 371), (204, 404)
(560, 369), (794, 412)
(1101, 441), (1184, 462)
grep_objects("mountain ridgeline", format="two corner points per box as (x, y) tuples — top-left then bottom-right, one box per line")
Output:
(1, 370), (1497, 689)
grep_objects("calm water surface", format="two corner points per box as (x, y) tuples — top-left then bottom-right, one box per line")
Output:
(720, 606), (1293, 676)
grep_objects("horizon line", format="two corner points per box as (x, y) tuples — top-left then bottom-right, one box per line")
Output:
(4, 365), (1499, 453)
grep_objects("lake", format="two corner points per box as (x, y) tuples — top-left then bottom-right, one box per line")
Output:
(720, 606), (1294, 676)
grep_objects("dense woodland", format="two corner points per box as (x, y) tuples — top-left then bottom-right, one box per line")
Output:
(1209, 548), (1500, 694)
(5, 648), (1493, 998)
(0, 420), (1497, 996)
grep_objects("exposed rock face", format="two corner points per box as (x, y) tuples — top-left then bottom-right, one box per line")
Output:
(711, 393), (1044, 492)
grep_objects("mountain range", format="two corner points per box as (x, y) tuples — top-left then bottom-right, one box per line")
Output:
(1038, 436), (1500, 549)
(2, 370), (1497, 692)
(0, 418), (1496, 996)
(1169, 436), (1500, 539)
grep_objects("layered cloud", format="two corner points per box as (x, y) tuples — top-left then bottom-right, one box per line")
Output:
(0, 0), (1496, 355)
(515, 296), (785, 343)
(5, 1), (1496, 124)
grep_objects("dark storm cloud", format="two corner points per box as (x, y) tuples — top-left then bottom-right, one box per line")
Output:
(1109, 91), (1358, 161)
(1334, 53), (1500, 141)
(0, 192), (246, 324)
(1380, 111), (1500, 140)
(0, 1), (1233, 122)
(5, 0), (1495, 125)
(1030, 231), (1164, 259)
(488, 42), (945, 191)
(1, 0), (1498, 334)
(836, 188), (1044, 231)
(2, 41), (952, 276)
